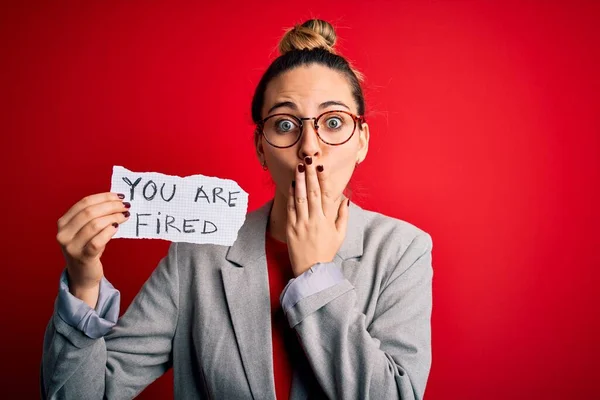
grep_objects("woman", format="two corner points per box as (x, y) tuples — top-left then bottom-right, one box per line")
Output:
(42, 19), (433, 400)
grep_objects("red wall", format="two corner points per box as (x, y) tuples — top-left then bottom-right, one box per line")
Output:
(1, 1), (598, 398)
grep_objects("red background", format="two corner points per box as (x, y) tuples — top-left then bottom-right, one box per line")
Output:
(1, 1), (598, 398)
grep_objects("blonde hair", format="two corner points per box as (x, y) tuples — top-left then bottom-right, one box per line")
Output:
(277, 19), (364, 82)
(251, 19), (367, 125)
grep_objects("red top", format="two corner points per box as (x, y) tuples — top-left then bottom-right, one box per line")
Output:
(265, 230), (296, 400)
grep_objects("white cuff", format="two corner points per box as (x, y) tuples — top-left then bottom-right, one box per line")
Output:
(279, 262), (345, 314)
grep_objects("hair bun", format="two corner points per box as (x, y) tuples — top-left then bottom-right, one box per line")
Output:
(278, 19), (337, 55)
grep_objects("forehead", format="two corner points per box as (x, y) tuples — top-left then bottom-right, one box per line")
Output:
(263, 64), (354, 115)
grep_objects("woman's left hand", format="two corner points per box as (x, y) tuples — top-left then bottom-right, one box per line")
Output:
(286, 156), (350, 277)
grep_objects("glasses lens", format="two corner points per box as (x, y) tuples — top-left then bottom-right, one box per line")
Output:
(317, 111), (355, 144)
(263, 114), (301, 147)
(262, 111), (356, 147)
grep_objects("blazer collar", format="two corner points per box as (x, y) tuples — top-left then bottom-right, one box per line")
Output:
(226, 198), (365, 267)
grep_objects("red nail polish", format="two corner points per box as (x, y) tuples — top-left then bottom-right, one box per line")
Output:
(347, 199), (350, 206)
(123, 202), (131, 208)
(298, 164), (305, 173)
(123, 211), (130, 217)
(112, 222), (119, 228)
(317, 165), (324, 172)
(304, 156), (313, 165)
(117, 193), (125, 199)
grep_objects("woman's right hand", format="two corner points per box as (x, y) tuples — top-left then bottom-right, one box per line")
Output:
(56, 192), (131, 308)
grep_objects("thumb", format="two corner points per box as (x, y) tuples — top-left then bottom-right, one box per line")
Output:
(335, 197), (350, 234)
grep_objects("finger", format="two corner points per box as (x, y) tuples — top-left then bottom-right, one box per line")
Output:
(304, 156), (323, 219)
(294, 163), (309, 221)
(316, 164), (336, 219)
(58, 199), (130, 244)
(69, 211), (131, 255)
(82, 216), (126, 258)
(287, 180), (297, 226)
(58, 192), (125, 229)
(335, 197), (350, 234)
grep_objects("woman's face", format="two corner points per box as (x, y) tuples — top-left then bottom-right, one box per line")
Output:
(257, 64), (370, 203)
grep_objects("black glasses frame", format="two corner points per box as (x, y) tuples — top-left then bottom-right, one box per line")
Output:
(257, 110), (366, 148)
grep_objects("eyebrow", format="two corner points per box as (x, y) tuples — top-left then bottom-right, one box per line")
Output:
(266, 100), (351, 115)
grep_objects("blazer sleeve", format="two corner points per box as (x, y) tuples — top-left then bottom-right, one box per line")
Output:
(282, 233), (433, 400)
(40, 242), (180, 400)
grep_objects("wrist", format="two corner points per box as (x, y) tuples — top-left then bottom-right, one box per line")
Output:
(292, 262), (313, 278)
(69, 283), (100, 309)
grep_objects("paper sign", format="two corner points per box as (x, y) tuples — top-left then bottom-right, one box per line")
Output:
(109, 165), (248, 245)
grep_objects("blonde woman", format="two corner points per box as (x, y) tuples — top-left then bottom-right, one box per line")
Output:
(42, 19), (434, 400)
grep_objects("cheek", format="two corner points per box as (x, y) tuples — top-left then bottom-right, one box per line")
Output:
(266, 148), (296, 170)
(326, 149), (357, 189)
(327, 146), (356, 171)
(265, 148), (297, 186)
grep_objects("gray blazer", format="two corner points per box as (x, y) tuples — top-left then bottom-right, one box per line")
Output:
(41, 199), (434, 399)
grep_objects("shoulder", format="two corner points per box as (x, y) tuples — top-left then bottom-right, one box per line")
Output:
(354, 205), (432, 251)
(352, 206), (434, 293)
(351, 205), (433, 279)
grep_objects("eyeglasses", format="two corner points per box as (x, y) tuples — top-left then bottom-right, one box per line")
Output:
(257, 110), (365, 148)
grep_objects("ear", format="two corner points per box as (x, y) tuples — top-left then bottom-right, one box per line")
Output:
(255, 129), (266, 165)
(356, 122), (370, 164)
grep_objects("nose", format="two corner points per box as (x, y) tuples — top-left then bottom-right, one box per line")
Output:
(298, 120), (321, 160)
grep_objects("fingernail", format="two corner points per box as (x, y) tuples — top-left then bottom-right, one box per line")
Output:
(292, 180), (295, 188)
(298, 164), (305, 173)
(304, 156), (313, 165)
(123, 202), (131, 209)
(317, 165), (324, 172)
(117, 193), (125, 199)
(123, 211), (130, 217)
(347, 199), (350, 206)
(112, 222), (119, 228)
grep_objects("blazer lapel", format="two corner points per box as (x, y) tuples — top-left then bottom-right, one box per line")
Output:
(222, 199), (366, 400)
(222, 200), (276, 400)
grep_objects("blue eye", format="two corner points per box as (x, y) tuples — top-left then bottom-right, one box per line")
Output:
(326, 117), (343, 129)
(276, 119), (297, 133)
